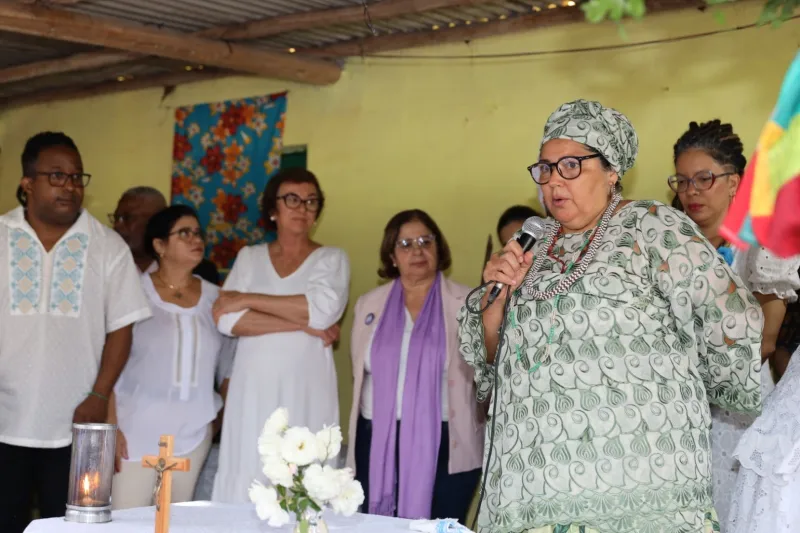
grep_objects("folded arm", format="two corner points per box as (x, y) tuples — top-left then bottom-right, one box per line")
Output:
(242, 294), (309, 326)
(230, 309), (307, 337)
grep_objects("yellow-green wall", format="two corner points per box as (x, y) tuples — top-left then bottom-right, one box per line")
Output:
(1, 2), (798, 437)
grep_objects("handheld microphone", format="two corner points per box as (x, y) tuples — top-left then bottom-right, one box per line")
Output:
(486, 216), (549, 305)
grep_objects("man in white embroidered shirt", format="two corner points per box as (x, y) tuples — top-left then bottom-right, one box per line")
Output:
(0, 132), (151, 532)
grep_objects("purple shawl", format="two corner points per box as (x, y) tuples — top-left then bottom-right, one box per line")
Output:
(368, 273), (446, 519)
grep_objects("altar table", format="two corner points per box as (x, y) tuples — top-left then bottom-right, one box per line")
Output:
(24, 502), (415, 533)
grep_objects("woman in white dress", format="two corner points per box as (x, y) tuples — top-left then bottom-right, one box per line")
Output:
(670, 120), (800, 527)
(110, 205), (235, 509)
(211, 169), (350, 503)
(728, 319), (800, 531)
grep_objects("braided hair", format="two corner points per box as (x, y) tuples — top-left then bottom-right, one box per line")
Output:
(672, 119), (747, 175)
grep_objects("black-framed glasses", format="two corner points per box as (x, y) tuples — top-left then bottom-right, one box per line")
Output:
(396, 234), (435, 252)
(34, 171), (91, 188)
(527, 154), (601, 185)
(278, 193), (321, 212)
(169, 227), (204, 242)
(667, 170), (735, 193)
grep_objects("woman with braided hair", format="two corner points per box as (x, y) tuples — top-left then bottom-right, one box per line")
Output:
(458, 100), (763, 533)
(670, 119), (800, 528)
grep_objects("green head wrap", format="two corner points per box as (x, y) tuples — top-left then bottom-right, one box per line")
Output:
(541, 99), (639, 176)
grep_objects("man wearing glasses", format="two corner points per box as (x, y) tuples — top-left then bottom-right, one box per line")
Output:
(0, 132), (151, 532)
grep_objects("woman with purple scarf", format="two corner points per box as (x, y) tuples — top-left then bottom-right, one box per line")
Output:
(345, 209), (485, 522)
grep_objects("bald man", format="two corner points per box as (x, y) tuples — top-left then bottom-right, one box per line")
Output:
(111, 187), (166, 273)
(111, 187), (219, 284)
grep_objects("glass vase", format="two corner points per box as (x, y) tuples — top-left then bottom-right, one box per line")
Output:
(293, 508), (328, 533)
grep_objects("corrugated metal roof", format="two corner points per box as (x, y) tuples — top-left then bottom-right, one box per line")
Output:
(68, 0), (369, 33)
(251, 1), (547, 50)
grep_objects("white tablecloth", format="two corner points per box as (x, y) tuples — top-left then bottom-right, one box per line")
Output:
(25, 502), (414, 533)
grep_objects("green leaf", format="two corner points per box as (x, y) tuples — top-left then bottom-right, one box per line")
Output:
(300, 520), (309, 533)
(582, 0), (609, 23)
(712, 6), (727, 24)
(627, 0), (646, 18)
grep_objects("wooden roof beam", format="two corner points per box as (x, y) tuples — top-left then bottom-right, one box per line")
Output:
(0, 1), (340, 85)
(300, 0), (703, 57)
(0, 69), (229, 110)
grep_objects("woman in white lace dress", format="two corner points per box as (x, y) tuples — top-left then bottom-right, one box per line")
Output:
(669, 120), (800, 528)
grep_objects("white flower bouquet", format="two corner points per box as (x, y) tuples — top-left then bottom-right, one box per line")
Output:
(249, 407), (365, 533)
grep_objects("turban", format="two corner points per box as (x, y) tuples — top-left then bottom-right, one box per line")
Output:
(541, 99), (639, 176)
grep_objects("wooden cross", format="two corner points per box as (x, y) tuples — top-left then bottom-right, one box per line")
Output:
(141, 435), (191, 533)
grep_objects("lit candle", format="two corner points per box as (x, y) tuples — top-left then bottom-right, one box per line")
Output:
(79, 473), (100, 507)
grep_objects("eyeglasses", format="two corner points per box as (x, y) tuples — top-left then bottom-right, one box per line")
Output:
(668, 170), (735, 193)
(169, 227), (204, 242)
(35, 171), (91, 188)
(278, 193), (321, 212)
(527, 154), (601, 185)
(107, 213), (140, 226)
(396, 234), (435, 252)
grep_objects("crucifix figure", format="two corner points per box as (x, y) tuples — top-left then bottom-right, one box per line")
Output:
(141, 435), (191, 533)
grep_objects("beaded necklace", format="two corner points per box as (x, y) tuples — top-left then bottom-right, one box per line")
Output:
(514, 192), (622, 374)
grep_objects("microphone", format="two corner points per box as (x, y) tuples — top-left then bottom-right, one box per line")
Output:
(486, 216), (549, 305)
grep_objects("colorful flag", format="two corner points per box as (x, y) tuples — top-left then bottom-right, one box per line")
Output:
(721, 51), (800, 258)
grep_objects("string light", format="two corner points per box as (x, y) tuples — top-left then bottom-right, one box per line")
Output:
(116, 75), (126, 82)
(533, 5), (542, 11)
(465, 20), (472, 24)
(288, 47), (296, 53)
(548, 3), (558, 8)
(566, 0), (576, 5)
(432, 24), (440, 30)
(499, 14), (508, 19)
(480, 17), (489, 22)
(184, 65), (193, 71)
(448, 21), (456, 27)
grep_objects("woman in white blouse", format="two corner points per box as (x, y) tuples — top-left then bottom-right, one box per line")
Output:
(670, 120), (800, 529)
(211, 169), (350, 503)
(109, 205), (234, 509)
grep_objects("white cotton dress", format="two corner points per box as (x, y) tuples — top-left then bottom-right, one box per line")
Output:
(710, 246), (800, 528)
(211, 245), (350, 503)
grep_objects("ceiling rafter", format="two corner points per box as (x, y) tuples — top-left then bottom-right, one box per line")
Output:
(0, 0), (341, 85)
(0, 69), (228, 109)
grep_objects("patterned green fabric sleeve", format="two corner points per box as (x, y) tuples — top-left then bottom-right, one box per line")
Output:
(457, 290), (496, 402)
(639, 206), (764, 414)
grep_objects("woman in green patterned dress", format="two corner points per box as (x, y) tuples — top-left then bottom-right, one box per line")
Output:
(458, 99), (764, 533)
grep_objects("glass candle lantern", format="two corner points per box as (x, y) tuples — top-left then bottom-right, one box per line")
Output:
(65, 423), (116, 523)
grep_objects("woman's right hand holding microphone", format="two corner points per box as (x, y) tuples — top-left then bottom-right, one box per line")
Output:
(482, 240), (534, 306)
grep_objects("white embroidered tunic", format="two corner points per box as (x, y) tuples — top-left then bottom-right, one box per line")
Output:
(0, 207), (151, 448)
(115, 275), (236, 460)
